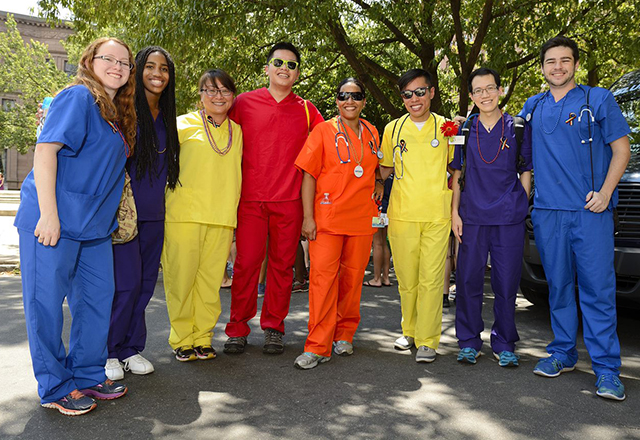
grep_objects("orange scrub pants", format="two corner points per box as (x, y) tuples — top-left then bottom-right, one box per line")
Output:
(304, 232), (374, 357)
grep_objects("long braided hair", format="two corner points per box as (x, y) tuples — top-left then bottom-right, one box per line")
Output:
(134, 46), (180, 189)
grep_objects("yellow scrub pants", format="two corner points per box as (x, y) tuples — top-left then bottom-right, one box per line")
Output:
(388, 219), (450, 349)
(162, 222), (234, 349)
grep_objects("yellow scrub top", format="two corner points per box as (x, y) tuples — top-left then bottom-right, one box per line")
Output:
(380, 112), (454, 222)
(165, 111), (243, 227)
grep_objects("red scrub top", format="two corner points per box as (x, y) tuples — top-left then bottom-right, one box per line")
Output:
(295, 117), (379, 236)
(229, 88), (323, 202)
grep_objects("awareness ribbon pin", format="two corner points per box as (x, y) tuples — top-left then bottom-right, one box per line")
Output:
(566, 112), (577, 126)
(500, 137), (510, 150)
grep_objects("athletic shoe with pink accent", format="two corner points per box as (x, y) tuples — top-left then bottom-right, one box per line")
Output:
(81, 379), (128, 400)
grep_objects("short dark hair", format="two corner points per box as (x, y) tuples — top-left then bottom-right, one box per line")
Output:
(336, 77), (365, 95)
(468, 67), (501, 91)
(198, 69), (237, 95)
(540, 36), (579, 65)
(397, 69), (433, 92)
(267, 42), (301, 64)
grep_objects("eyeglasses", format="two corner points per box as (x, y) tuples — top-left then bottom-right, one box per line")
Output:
(337, 91), (365, 101)
(471, 85), (499, 97)
(200, 88), (233, 97)
(93, 55), (134, 71)
(269, 58), (299, 70)
(400, 87), (429, 100)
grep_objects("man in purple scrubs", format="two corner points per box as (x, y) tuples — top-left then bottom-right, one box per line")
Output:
(450, 67), (532, 367)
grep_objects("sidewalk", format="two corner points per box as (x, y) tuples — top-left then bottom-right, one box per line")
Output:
(0, 190), (21, 271)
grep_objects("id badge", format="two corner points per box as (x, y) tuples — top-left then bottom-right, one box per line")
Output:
(449, 135), (465, 145)
(372, 213), (389, 228)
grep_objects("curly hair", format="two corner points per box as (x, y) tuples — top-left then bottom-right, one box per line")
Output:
(134, 46), (180, 189)
(70, 37), (137, 155)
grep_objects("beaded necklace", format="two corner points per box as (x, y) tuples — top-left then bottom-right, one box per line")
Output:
(476, 112), (507, 165)
(539, 91), (568, 134)
(107, 120), (132, 158)
(199, 110), (233, 155)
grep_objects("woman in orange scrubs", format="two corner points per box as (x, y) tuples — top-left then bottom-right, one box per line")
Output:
(294, 78), (382, 370)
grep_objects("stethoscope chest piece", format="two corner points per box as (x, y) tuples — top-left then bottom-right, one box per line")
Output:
(377, 150), (384, 160)
(431, 138), (440, 148)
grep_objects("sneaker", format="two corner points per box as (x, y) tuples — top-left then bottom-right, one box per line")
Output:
(294, 352), (330, 370)
(105, 358), (124, 380)
(80, 379), (127, 400)
(333, 340), (353, 356)
(457, 347), (480, 364)
(416, 346), (437, 363)
(533, 355), (575, 377)
(263, 328), (284, 354)
(173, 346), (197, 362)
(123, 354), (154, 375)
(224, 336), (247, 354)
(41, 390), (96, 416)
(292, 280), (309, 293)
(194, 345), (217, 360)
(443, 295), (450, 308)
(394, 335), (414, 351)
(448, 285), (456, 301)
(595, 374), (626, 401)
(494, 351), (520, 367)
(257, 283), (266, 298)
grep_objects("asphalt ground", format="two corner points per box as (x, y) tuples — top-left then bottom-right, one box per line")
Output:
(0, 268), (639, 439)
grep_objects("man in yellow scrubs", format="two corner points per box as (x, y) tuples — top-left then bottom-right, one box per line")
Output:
(379, 69), (454, 363)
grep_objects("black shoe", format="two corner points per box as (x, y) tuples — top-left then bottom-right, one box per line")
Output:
(263, 328), (284, 354)
(194, 345), (217, 360)
(81, 379), (128, 400)
(223, 336), (247, 354)
(443, 295), (450, 308)
(41, 390), (96, 416)
(173, 346), (197, 362)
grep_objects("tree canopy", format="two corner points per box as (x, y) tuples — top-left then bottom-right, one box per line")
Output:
(28, 0), (640, 132)
(0, 15), (69, 153)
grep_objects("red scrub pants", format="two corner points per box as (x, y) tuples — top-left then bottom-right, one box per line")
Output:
(225, 199), (303, 337)
(304, 233), (374, 357)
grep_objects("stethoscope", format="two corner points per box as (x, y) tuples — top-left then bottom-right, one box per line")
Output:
(334, 116), (382, 164)
(392, 113), (439, 180)
(525, 84), (596, 193)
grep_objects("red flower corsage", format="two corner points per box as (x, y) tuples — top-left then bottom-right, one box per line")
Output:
(439, 120), (458, 138)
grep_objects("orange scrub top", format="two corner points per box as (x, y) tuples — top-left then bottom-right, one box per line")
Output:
(295, 117), (380, 236)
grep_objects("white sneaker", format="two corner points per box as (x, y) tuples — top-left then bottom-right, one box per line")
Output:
(123, 354), (155, 375)
(416, 346), (437, 363)
(394, 335), (414, 350)
(333, 340), (354, 356)
(105, 358), (124, 381)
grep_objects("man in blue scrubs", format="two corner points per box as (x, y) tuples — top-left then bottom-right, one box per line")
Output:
(521, 36), (630, 401)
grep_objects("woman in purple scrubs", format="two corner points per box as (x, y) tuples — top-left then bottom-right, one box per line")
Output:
(105, 47), (180, 380)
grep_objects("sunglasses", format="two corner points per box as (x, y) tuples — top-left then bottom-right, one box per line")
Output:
(269, 58), (299, 70)
(337, 91), (365, 101)
(400, 87), (429, 100)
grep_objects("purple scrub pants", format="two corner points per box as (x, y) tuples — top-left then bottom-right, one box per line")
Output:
(455, 222), (525, 353)
(108, 220), (164, 360)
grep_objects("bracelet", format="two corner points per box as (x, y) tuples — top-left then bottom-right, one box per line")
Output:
(375, 179), (384, 185)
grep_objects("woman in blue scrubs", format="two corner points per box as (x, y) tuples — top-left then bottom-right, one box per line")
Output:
(14, 37), (137, 416)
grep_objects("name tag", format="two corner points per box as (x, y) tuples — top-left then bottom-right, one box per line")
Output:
(449, 135), (465, 145)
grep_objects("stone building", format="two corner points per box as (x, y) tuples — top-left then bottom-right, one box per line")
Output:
(0, 11), (74, 190)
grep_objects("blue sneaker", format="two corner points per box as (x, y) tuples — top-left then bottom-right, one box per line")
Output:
(494, 351), (520, 367)
(533, 356), (575, 377)
(457, 347), (480, 364)
(595, 374), (626, 401)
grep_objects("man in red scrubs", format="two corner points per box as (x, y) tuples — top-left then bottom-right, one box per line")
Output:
(224, 42), (324, 355)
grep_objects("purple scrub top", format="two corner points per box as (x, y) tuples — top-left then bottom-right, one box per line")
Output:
(451, 113), (532, 226)
(128, 110), (169, 221)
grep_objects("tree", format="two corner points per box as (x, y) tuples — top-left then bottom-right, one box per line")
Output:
(38, 0), (640, 129)
(0, 14), (70, 153)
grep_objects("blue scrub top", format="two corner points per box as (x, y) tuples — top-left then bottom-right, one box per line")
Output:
(520, 85), (630, 211)
(15, 85), (127, 240)
(451, 113), (533, 225)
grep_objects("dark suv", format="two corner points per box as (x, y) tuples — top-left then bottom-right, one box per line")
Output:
(520, 70), (640, 307)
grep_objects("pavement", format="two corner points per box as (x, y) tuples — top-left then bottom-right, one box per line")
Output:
(1, 202), (639, 439)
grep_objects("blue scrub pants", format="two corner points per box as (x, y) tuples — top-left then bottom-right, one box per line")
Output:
(455, 222), (524, 353)
(19, 232), (113, 404)
(531, 208), (621, 376)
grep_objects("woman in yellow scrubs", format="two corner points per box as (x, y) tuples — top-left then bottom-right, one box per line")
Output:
(162, 69), (243, 361)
